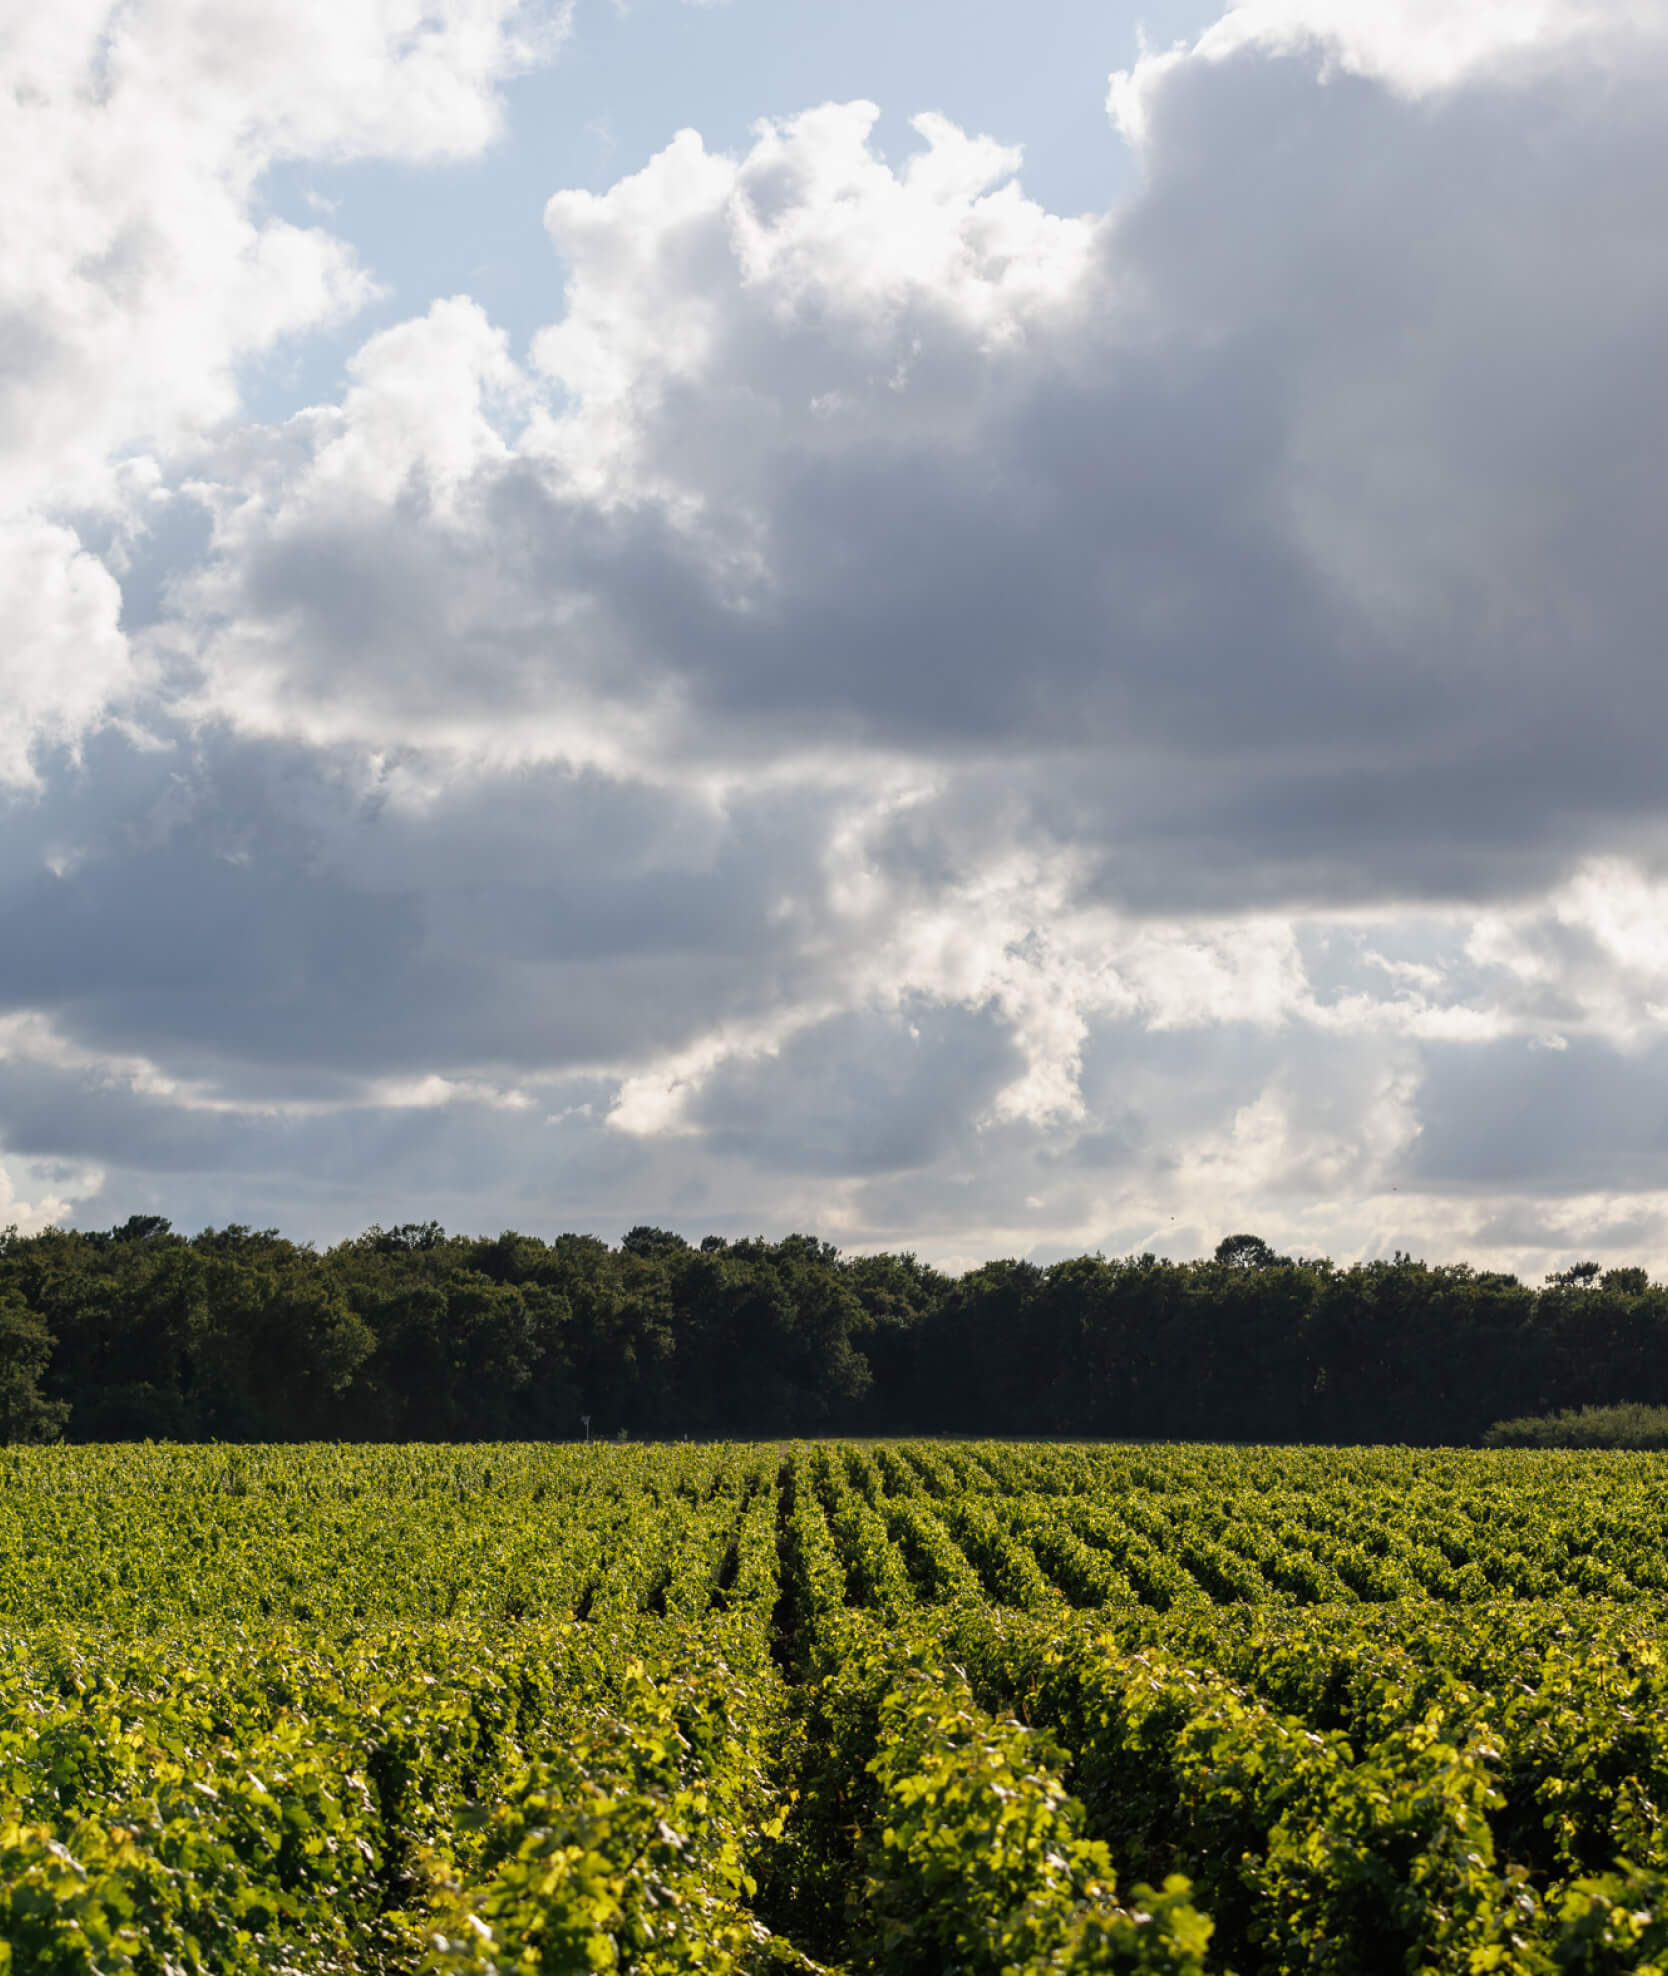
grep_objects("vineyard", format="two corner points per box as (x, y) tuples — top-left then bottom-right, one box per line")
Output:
(7, 1444), (1668, 1971)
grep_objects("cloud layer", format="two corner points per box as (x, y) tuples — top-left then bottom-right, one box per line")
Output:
(6, 0), (1668, 1276)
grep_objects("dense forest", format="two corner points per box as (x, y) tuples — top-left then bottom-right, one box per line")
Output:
(1, 1217), (1665, 1446)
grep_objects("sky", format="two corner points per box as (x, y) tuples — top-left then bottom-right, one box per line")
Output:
(5, 0), (1668, 1276)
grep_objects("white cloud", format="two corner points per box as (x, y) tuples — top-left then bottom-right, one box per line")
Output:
(1109, 0), (1655, 144)
(0, 1155), (105, 1238)
(0, 0), (567, 783)
(0, 521), (136, 787)
(1466, 861), (1668, 1043)
(530, 103), (1094, 501)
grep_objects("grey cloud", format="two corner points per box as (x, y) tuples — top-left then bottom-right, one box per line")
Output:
(110, 490), (216, 635)
(1413, 1036), (1668, 1193)
(709, 49), (1668, 905)
(170, 31), (1668, 916)
(694, 997), (1022, 1176)
(0, 1049), (644, 1239)
(0, 730), (848, 1086)
(1468, 1200), (1668, 1260)
(1074, 1019), (1284, 1133)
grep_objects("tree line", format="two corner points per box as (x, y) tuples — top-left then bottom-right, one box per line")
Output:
(1, 1218), (1664, 1446)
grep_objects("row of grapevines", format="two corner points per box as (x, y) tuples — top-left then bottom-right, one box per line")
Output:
(945, 1598), (1668, 1972)
(0, 1615), (806, 1973)
(1138, 1600), (1668, 1893)
(833, 1442), (1668, 1608)
(855, 1645), (1210, 1973)
(948, 1610), (1555, 1973)
(814, 1452), (917, 1618)
(770, 1574), (1213, 1974)
(0, 1444), (781, 1628)
(421, 1638), (799, 1974)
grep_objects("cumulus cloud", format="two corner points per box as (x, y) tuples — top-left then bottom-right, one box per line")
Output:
(167, 15), (1668, 908)
(0, 0), (566, 783)
(0, 521), (136, 787)
(6, 0), (1668, 1276)
(1106, 0), (1646, 141)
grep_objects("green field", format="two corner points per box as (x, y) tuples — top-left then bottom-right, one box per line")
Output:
(7, 1443), (1668, 1972)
